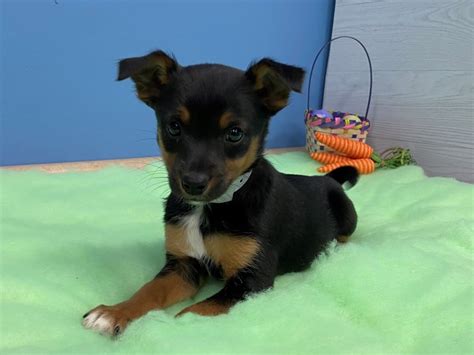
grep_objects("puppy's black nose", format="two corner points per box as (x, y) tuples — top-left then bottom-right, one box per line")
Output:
(181, 173), (209, 196)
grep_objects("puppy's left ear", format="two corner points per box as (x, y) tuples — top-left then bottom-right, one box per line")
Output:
(245, 58), (305, 115)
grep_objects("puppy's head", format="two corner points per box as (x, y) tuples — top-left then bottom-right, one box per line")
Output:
(118, 50), (305, 203)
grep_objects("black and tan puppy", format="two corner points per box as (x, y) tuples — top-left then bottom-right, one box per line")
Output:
(83, 51), (358, 336)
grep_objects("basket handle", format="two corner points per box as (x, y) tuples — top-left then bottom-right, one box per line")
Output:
(306, 36), (373, 120)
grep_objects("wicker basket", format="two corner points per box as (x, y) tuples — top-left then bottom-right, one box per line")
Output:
(305, 36), (373, 155)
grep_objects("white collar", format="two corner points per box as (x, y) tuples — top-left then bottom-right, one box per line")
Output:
(211, 170), (252, 204)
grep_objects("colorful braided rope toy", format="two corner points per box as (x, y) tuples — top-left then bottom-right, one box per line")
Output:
(312, 132), (416, 175)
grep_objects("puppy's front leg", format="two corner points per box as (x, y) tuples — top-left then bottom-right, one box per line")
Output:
(176, 269), (274, 317)
(83, 256), (206, 336)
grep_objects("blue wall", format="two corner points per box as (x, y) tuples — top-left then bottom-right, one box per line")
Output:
(0, 0), (334, 166)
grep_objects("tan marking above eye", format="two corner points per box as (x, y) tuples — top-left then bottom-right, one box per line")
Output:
(218, 111), (234, 129)
(204, 234), (260, 279)
(177, 106), (190, 124)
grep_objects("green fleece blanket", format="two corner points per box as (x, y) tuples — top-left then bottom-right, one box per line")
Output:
(0, 152), (472, 354)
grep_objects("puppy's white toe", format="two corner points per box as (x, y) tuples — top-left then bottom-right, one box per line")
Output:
(82, 310), (113, 334)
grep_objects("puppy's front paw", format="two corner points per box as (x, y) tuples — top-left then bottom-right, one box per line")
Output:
(82, 304), (130, 336)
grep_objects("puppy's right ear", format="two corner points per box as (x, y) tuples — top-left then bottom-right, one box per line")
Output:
(117, 50), (179, 107)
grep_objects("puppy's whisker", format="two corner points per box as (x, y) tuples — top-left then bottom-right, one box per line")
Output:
(138, 172), (168, 184)
(140, 178), (169, 188)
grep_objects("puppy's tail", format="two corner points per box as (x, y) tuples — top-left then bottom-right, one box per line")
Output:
(326, 166), (359, 190)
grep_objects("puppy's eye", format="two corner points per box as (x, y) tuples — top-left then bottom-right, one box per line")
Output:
(225, 127), (244, 143)
(167, 121), (181, 137)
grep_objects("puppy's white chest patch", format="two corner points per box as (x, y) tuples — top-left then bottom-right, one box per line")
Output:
(180, 206), (207, 259)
